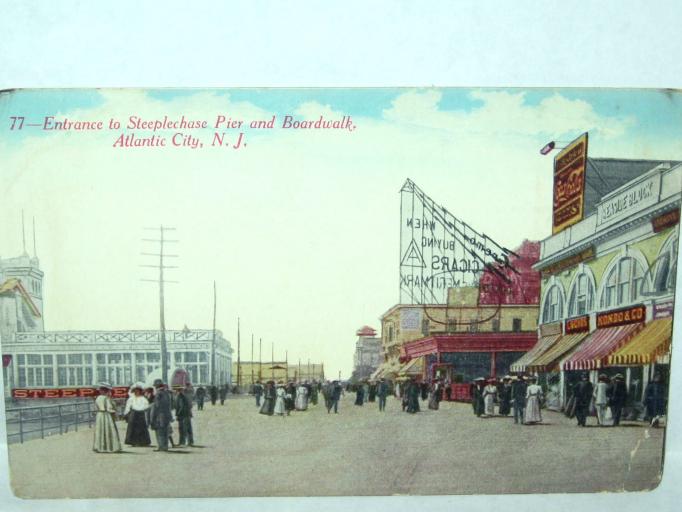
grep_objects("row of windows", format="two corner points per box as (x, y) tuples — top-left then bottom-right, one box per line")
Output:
(14, 351), (212, 387)
(542, 236), (678, 323)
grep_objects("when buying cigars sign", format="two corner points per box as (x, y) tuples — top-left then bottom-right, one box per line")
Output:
(553, 133), (588, 234)
(596, 304), (646, 329)
(12, 386), (130, 399)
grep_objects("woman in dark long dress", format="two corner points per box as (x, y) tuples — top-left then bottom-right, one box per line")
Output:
(472, 378), (486, 417)
(498, 377), (512, 416)
(407, 379), (421, 413)
(124, 384), (151, 447)
(355, 384), (365, 405)
(259, 381), (276, 415)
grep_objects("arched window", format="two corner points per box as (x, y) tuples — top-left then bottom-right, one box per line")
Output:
(653, 234), (678, 294)
(568, 271), (594, 317)
(601, 256), (646, 308)
(542, 285), (564, 323)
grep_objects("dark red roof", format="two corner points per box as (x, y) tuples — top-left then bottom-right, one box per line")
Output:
(356, 325), (377, 336)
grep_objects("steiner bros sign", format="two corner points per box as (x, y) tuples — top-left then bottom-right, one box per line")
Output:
(12, 386), (130, 399)
(553, 133), (588, 234)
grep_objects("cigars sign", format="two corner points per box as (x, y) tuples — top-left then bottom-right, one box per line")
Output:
(553, 133), (588, 234)
(596, 304), (646, 329)
(12, 386), (130, 399)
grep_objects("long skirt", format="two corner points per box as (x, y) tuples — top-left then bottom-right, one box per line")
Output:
(274, 397), (286, 415)
(93, 412), (122, 452)
(295, 395), (309, 411)
(499, 398), (511, 416)
(428, 393), (439, 410)
(125, 410), (151, 446)
(524, 395), (542, 423)
(355, 392), (364, 405)
(484, 395), (496, 416)
(259, 397), (274, 415)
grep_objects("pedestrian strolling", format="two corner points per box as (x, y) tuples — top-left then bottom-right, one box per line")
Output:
(524, 376), (543, 424)
(593, 374), (610, 426)
(483, 379), (498, 416)
(377, 378), (388, 412)
(195, 386), (206, 410)
(274, 382), (287, 416)
(511, 375), (527, 424)
(149, 379), (173, 451)
(645, 373), (667, 427)
(93, 383), (122, 453)
(259, 381), (276, 415)
(209, 385), (218, 406)
(254, 381), (263, 407)
(295, 382), (309, 411)
(472, 378), (486, 417)
(609, 373), (627, 426)
(123, 383), (151, 447)
(354, 383), (365, 406)
(498, 376), (512, 416)
(175, 386), (194, 446)
(573, 373), (593, 427)
(330, 380), (342, 413)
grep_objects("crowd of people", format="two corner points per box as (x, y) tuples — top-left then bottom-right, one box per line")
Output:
(93, 379), (207, 453)
(91, 370), (668, 453)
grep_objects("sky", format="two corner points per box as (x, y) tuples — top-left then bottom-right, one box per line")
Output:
(1, 88), (682, 378)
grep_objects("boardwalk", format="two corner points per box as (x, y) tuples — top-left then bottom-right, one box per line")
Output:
(7, 394), (664, 498)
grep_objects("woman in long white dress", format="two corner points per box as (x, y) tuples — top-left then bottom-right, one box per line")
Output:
(295, 383), (309, 411)
(93, 383), (122, 453)
(273, 383), (287, 416)
(524, 376), (543, 424)
(483, 380), (498, 416)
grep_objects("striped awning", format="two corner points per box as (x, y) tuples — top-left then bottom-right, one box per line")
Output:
(562, 323), (643, 371)
(607, 318), (672, 366)
(398, 356), (425, 376)
(527, 332), (590, 372)
(509, 333), (562, 373)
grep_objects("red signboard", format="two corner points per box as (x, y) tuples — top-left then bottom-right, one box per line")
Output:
(12, 386), (130, 399)
(596, 304), (645, 329)
(565, 315), (590, 334)
(552, 133), (588, 234)
(652, 208), (680, 233)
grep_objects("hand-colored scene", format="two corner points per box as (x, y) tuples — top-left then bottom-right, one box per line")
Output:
(0, 88), (680, 497)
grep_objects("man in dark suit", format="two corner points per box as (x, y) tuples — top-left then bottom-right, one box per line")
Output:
(377, 378), (389, 412)
(150, 379), (173, 451)
(254, 381), (263, 407)
(608, 373), (627, 426)
(209, 385), (218, 405)
(330, 380), (342, 413)
(175, 386), (194, 446)
(511, 375), (527, 424)
(573, 372), (594, 427)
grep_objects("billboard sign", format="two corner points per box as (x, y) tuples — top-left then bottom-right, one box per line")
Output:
(552, 132), (588, 234)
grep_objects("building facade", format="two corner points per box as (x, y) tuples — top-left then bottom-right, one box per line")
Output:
(352, 325), (382, 381)
(376, 240), (541, 383)
(3, 329), (232, 394)
(517, 160), (680, 410)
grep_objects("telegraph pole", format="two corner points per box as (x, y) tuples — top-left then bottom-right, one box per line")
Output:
(271, 342), (274, 380)
(237, 317), (241, 388)
(259, 337), (262, 381)
(251, 334), (255, 386)
(211, 281), (217, 386)
(285, 350), (289, 381)
(141, 225), (178, 385)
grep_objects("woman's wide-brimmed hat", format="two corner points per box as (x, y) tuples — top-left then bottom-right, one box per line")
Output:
(98, 382), (112, 390)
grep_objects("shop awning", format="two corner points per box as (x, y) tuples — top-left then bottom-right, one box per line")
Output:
(562, 323), (643, 371)
(607, 318), (672, 366)
(398, 356), (425, 376)
(509, 332), (562, 373)
(370, 367), (384, 380)
(527, 332), (590, 372)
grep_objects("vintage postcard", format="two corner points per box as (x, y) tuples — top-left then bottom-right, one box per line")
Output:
(0, 88), (680, 498)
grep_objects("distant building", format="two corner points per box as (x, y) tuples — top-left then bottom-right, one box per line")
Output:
(352, 325), (381, 381)
(1, 245), (232, 397)
(231, 361), (325, 385)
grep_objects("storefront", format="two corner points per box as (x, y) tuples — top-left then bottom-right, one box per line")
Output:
(530, 158), (681, 413)
(402, 332), (536, 401)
